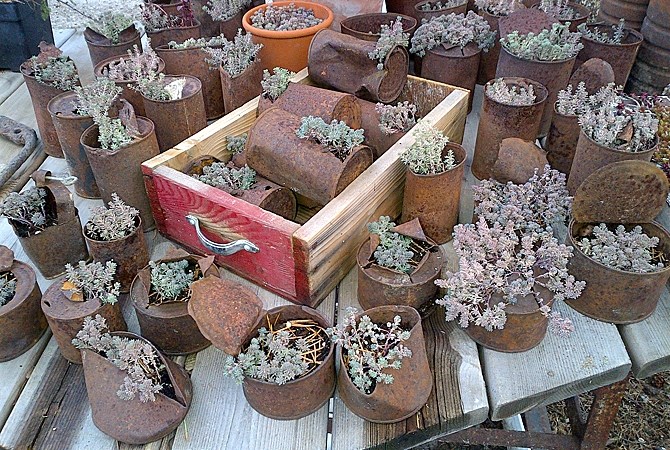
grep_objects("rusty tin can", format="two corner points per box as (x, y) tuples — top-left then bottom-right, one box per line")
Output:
(532, 2), (589, 32)
(41, 278), (127, 363)
(414, 0), (468, 23)
(477, 9), (512, 85)
(81, 117), (160, 231)
(472, 78), (548, 180)
(0, 246), (47, 362)
(146, 20), (201, 49)
(257, 82), (362, 129)
(567, 129), (657, 194)
(246, 107), (374, 206)
(47, 91), (100, 198)
(599, 0), (650, 31)
(401, 143), (467, 244)
(148, 0), (181, 16)
(566, 220), (670, 323)
(219, 58), (263, 115)
(358, 99), (406, 159)
(340, 13), (417, 41)
(83, 25), (142, 68)
(155, 44), (225, 120)
(544, 104), (580, 175)
(385, 0), (423, 18)
(191, 0), (220, 38)
(308, 29), (409, 103)
(219, 10), (244, 40)
(82, 331), (192, 444)
(337, 305), (432, 423)
(496, 46), (576, 138)
(141, 75), (207, 152)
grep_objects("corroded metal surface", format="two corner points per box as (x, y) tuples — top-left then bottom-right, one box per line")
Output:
(219, 10), (243, 40)
(219, 58), (263, 115)
(498, 8), (556, 38)
(340, 13), (417, 41)
(569, 58), (615, 95)
(0, 117), (38, 188)
(385, 0), (423, 19)
(492, 137), (549, 184)
(544, 105), (580, 175)
(146, 20), (201, 49)
(421, 42), (480, 112)
(358, 99), (405, 159)
(599, 0), (649, 30)
(533, 2), (589, 32)
(83, 25), (142, 68)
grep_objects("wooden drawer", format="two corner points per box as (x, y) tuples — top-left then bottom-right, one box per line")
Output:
(142, 68), (468, 307)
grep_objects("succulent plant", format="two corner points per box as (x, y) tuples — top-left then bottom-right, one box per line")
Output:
(474, 0), (521, 16)
(555, 82), (589, 115)
(203, 0), (251, 21)
(376, 101), (417, 135)
(501, 22), (584, 61)
(574, 0), (600, 22)
(367, 216), (415, 274)
(485, 78), (537, 106)
(86, 193), (140, 241)
(28, 43), (79, 91)
(419, 0), (467, 11)
(74, 77), (122, 119)
(96, 116), (134, 151)
(296, 116), (365, 161)
(400, 123), (455, 174)
(64, 260), (121, 305)
(261, 67), (295, 101)
(250, 3), (323, 31)
(194, 163), (257, 192)
(0, 273), (17, 307)
(578, 19), (626, 44)
(88, 12), (134, 44)
(204, 30), (262, 77)
(167, 35), (228, 50)
(410, 11), (496, 57)
(226, 133), (247, 154)
(539, 0), (581, 20)
(368, 17), (409, 70)
(0, 187), (50, 235)
(149, 259), (194, 303)
(133, 73), (186, 102)
(140, 3), (180, 32)
(102, 44), (162, 82)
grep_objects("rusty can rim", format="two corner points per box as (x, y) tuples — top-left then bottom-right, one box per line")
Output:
(84, 215), (142, 244)
(406, 142), (467, 178)
(83, 25), (142, 49)
(484, 76), (549, 107)
(93, 55), (167, 84)
(580, 23), (644, 48)
(577, 127), (658, 156)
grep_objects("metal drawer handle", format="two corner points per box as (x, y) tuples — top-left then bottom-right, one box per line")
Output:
(186, 215), (260, 256)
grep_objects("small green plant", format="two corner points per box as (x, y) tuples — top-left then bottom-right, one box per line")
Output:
(97, 117), (134, 151)
(149, 259), (195, 303)
(261, 67), (295, 101)
(0, 272), (17, 307)
(74, 77), (122, 118)
(27, 43), (79, 91)
(194, 163), (257, 191)
(420, 0), (467, 11)
(102, 44), (162, 82)
(86, 193), (140, 241)
(400, 123), (455, 174)
(204, 31), (262, 77)
(203, 0), (251, 21)
(64, 260), (121, 304)
(226, 133), (247, 154)
(327, 307), (413, 394)
(140, 3), (181, 32)
(0, 187), (50, 235)
(376, 101), (417, 135)
(474, 0), (520, 16)
(167, 35), (228, 50)
(485, 78), (537, 106)
(296, 116), (365, 161)
(501, 22), (583, 61)
(578, 19), (626, 44)
(410, 11), (496, 57)
(367, 216), (415, 274)
(88, 12), (134, 44)
(134, 73), (186, 102)
(368, 17), (409, 70)
(250, 3), (323, 31)
(574, 0), (600, 22)
(539, 0), (581, 20)
(555, 82), (589, 115)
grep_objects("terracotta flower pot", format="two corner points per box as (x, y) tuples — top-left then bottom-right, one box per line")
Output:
(84, 216), (149, 293)
(155, 44), (224, 120)
(337, 305), (432, 423)
(83, 25), (143, 68)
(219, 58), (263, 115)
(544, 103), (580, 175)
(80, 118), (161, 231)
(413, 0), (468, 23)
(47, 92), (100, 198)
(131, 251), (216, 355)
(385, 0), (424, 19)
(339, 13), (417, 41)
(472, 77), (548, 180)
(242, 1), (334, 73)
(401, 143), (467, 244)
(146, 19), (201, 49)
(93, 55), (166, 117)
(0, 246), (47, 362)
(566, 220), (670, 324)
(358, 99), (407, 159)
(41, 278), (127, 363)
(246, 107), (374, 206)
(420, 42), (481, 112)
(309, 29), (409, 103)
(496, 46), (577, 138)
(566, 129), (657, 194)
(219, 9), (244, 40)
(140, 75), (207, 152)
(82, 331), (192, 444)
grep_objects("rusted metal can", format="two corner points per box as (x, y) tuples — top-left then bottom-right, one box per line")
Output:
(80, 118), (160, 231)
(308, 29), (408, 103)
(566, 220), (670, 323)
(219, 10), (244, 40)
(82, 331), (192, 444)
(148, 0), (180, 16)
(477, 9), (505, 85)
(146, 20), (201, 49)
(414, 0), (468, 23)
(529, 1), (589, 32)
(340, 13), (417, 41)
(47, 92), (100, 198)
(246, 107), (374, 206)
(0, 246), (47, 362)
(337, 305), (432, 423)
(575, 24), (643, 87)
(627, 0), (670, 94)
(544, 104), (580, 175)
(496, 46), (576, 138)
(385, 0), (423, 19)
(155, 44), (225, 120)
(85, 216), (149, 293)
(219, 58), (263, 115)
(83, 25), (142, 68)
(191, 0), (220, 38)
(94, 55), (166, 117)
(420, 42), (480, 113)
(41, 277), (127, 363)
(472, 78), (548, 180)
(567, 129), (656, 194)
(599, 0), (650, 30)
(131, 252), (216, 355)
(358, 99), (406, 159)
(401, 143), (467, 244)
(257, 82), (362, 129)
(141, 75), (207, 152)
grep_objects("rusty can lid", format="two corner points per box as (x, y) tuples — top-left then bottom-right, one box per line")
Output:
(572, 160), (669, 224)
(187, 276), (265, 356)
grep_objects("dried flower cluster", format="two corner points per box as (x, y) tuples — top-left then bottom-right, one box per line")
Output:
(149, 259), (194, 302)
(400, 123), (455, 174)
(369, 17), (409, 70)
(88, 12), (134, 44)
(578, 224), (666, 273)
(474, 0), (521, 16)
(501, 22), (583, 61)
(64, 260), (121, 305)
(134, 73), (186, 102)
(367, 216), (415, 274)
(103, 44), (161, 82)
(296, 116), (365, 161)
(419, 0), (467, 11)
(0, 187), (50, 235)
(227, 133), (247, 154)
(0, 273), (16, 307)
(473, 165), (572, 233)
(204, 31), (262, 76)
(485, 78), (537, 106)
(555, 82), (589, 115)
(578, 19), (626, 44)
(72, 315), (165, 402)
(328, 307), (413, 394)
(261, 67), (295, 101)
(167, 35), (227, 50)
(410, 11), (496, 56)
(203, 0), (251, 21)
(436, 219), (584, 334)
(539, 0), (580, 20)
(29, 53), (79, 91)
(86, 193), (140, 241)
(194, 163), (256, 192)
(250, 3), (322, 31)
(376, 101), (417, 135)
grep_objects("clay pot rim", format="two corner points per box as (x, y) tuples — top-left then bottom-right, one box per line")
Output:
(577, 127), (658, 156)
(484, 76), (549, 107)
(340, 12), (417, 37)
(93, 55), (167, 85)
(406, 142), (467, 177)
(500, 44), (577, 64)
(414, 0), (468, 12)
(84, 215), (142, 243)
(0, 260), (36, 313)
(83, 25), (142, 48)
(242, 1), (334, 39)
(580, 24), (644, 47)
(47, 91), (90, 120)
(81, 116), (156, 155)
(552, 101), (577, 118)
(568, 219), (670, 276)
(146, 18), (202, 34)
(139, 74), (203, 103)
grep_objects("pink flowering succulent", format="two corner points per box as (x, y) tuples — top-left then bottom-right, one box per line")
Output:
(435, 219), (584, 335)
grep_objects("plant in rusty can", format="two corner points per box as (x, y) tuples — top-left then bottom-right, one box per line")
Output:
(485, 78), (537, 106)
(203, 0), (251, 21)
(87, 13), (135, 44)
(538, 0), (581, 20)
(26, 43), (79, 91)
(0, 272), (16, 307)
(86, 193), (140, 242)
(410, 11), (496, 57)
(295, 116), (365, 161)
(133, 72), (187, 101)
(578, 18), (626, 44)
(474, 0), (521, 16)
(501, 22), (583, 61)
(194, 163), (256, 191)
(101, 44), (162, 82)
(367, 216), (416, 274)
(204, 30), (262, 76)
(148, 259), (196, 304)
(167, 35), (228, 50)
(260, 67), (295, 101)
(555, 81), (589, 115)
(420, 0), (466, 11)
(376, 101), (417, 135)
(64, 260), (121, 305)
(0, 187), (51, 236)
(368, 17), (409, 70)
(400, 123), (454, 174)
